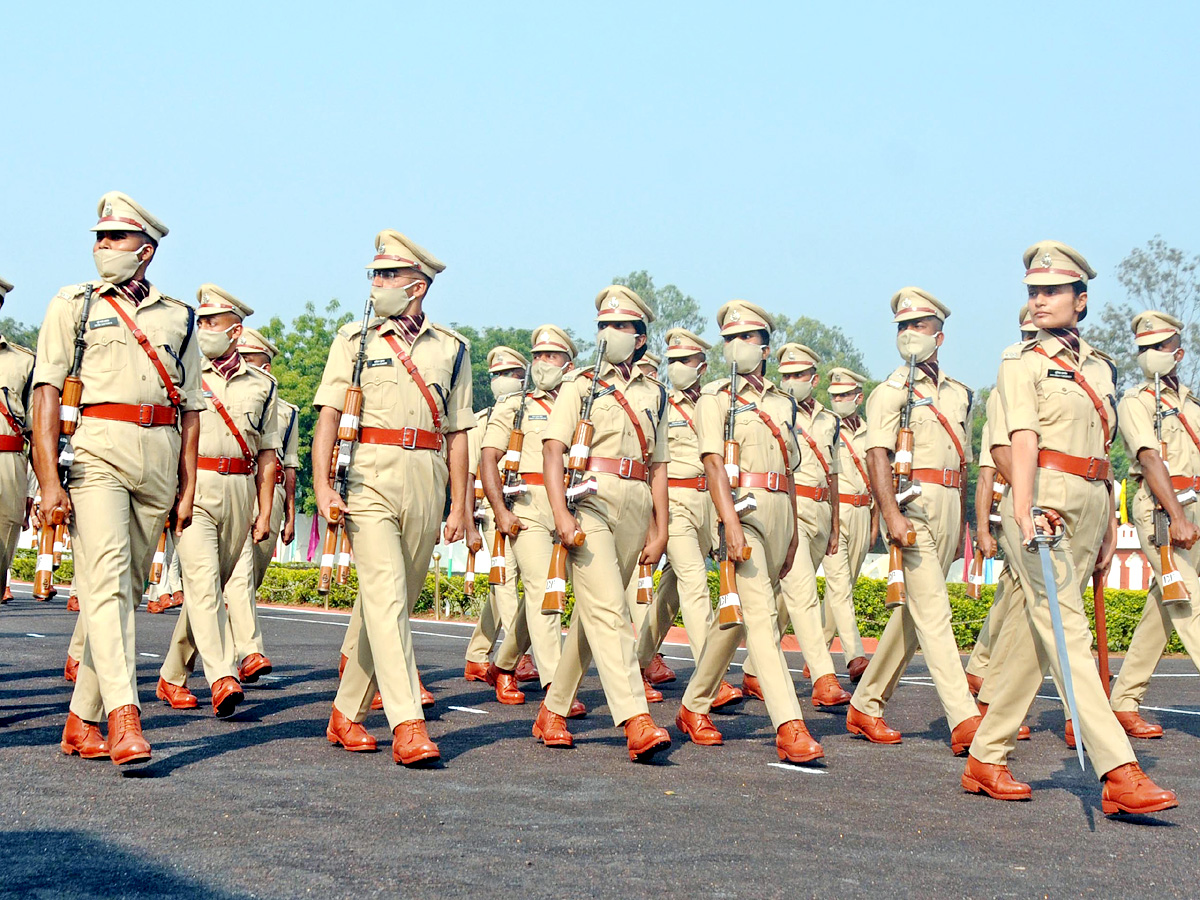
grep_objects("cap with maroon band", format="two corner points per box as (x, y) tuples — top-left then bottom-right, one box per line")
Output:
(531, 324), (578, 359)
(636, 352), (661, 376)
(595, 285), (655, 324)
(237, 326), (279, 359)
(486, 345), (528, 373)
(664, 327), (711, 359)
(776, 342), (820, 374)
(90, 191), (168, 242)
(367, 229), (446, 280)
(891, 287), (949, 324)
(196, 283), (253, 319)
(827, 367), (867, 396)
(1022, 240), (1096, 287)
(0, 276), (12, 303)
(717, 299), (774, 336)
(1132, 310), (1183, 348)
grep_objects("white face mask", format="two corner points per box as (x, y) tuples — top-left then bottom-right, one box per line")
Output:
(1138, 348), (1180, 380)
(783, 376), (814, 403)
(490, 374), (524, 399)
(198, 324), (238, 359)
(599, 326), (638, 364)
(531, 359), (568, 392)
(667, 361), (703, 391)
(830, 397), (858, 417)
(896, 329), (938, 364)
(93, 247), (146, 284)
(370, 280), (420, 318)
(723, 338), (764, 375)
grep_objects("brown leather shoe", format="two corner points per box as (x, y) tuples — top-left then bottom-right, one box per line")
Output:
(1115, 710), (1164, 739)
(645, 653), (676, 685)
(1101, 763), (1178, 815)
(66, 593), (80, 612)
(106, 705), (151, 766)
(393, 720), (440, 766)
(776, 719), (824, 763)
(812, 673), (852, 708)
(567, 697), (587, 719)
(370, 691), (383, 710)
(846, 705), (902, 744)
(712, 680), (744, 710)
(676, 706), (723, 746)
(464, 660), (489, 682)
(338, 653), (348, 679)
(533, 702), (574, 748)
(951, 714), (983, 756)
(1018, 723), (1031, 741)
(490, 665), (526, 705)
(966, 672), (983, 696)
(642, 673), (663, 703)
(326, 705), (377, 752)
(156, 677), (198, 710)
(147, 594), (170, 614)
(624, 713), (671, 762)
(419, 677), (434, 709)
(167, 590), (185, 609)
(1065, 718), (1076, 749)
(961, 754), (1032, 800)
(515, 654), (540, 683)
(63, 655), (79, 684)
(801, 663), (811, 680)
(238, 653), (272, 683)
(741, 673), (765, 701)
(211, 676), (244, 719)
(847, 656), (869, 683)
(60, 712), (110, 759)
(1, 586), (11, 604)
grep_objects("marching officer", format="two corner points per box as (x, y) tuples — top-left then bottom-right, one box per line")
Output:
(1107, 310), (1200, 735)
(962, 241), (1177, 816)
(222, 325), (299, 683)
(0, 277), (34, 600)
(845, 288), (982, 754)
(742, 342), (852, 709)
(531, 286), (672, 762)
(33, 191), (202, 765)
(156, 287), (278, 718)
(146, 533), (185, 612)
(820, 367), (874, 682)
(675, 302), (824, 763)
(316, 229), (476, 767)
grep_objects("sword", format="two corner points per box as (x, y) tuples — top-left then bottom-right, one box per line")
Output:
(1026, 506), (1085, 770)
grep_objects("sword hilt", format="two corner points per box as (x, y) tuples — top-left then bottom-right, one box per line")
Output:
(1025, 506), (1065, 551)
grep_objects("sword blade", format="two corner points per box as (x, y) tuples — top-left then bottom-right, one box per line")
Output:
(1038, 542), (1085, 770)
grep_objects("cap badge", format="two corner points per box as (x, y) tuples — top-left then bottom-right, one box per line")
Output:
(1041, 252), (1053, 267)
(729, 309), (741, 322)
(787, 352), (795, 360)
(102, 201), (112, 216)
(900, 297), (912, 310)
(608, 297), (619, 309)
(538, 331), (550, 344)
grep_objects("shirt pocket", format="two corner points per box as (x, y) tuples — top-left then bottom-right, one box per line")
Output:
(144, 321), (189, 385)
(85, 325), (127, 373)
(361, 365), (401, 420)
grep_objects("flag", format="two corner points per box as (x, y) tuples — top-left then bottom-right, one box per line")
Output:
(1119, 479), (1129, 525)
(307, 515), (320, 562)
(962, 522), (972, 581)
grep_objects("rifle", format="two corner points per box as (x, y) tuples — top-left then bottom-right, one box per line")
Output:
(490, 367), (532, 585)
(543, 339), (607, 615)
(34, 284), (94, 599)
(884, 354), (928, 609)
(635, 562), (655, 605)
(716, 366), (755, 628)
(1151, 373), (1192, 606)
(149, 527), (168, 584)
(318, 296), (373, 595)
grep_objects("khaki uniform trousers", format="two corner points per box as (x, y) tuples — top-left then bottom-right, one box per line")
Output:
(743, 495), (838, 683)
(0, 449), (25, 596)
(966, 564), (1019, 681)
(465, 509), (524, 665)
(969, 473), (1135, 776)
(335, 455), (445, 730)
(682, 490), (805, 729)
(1110, 486), (1200, 711)
(636, 486), (716, 667)
(820, 502), (869, 667)
(160, 470), (255, 687)
(225, 481), (286, 663)
(67, 425), (177, 721)
(849, 484), (978, 729)
(544, 477), (652, 726)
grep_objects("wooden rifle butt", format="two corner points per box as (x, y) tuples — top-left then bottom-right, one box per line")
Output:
(723, 441), (740, 489)
(60, 375), (83, 438)
(489, 530), (507, 585)
(542, 543), (569, 614)
(635, 562), (654, 605)
(33, 509), (64, 600)
(502, 431), (524, 474)
(337, 387), (363, 442)
(966, 549), (985, 601)
(885, 541), (907, 608)
(894, 428), (914, 479)
(1160, 545), (1190, 604)
(465, 542), (477, 596)
(335, 530), (352, 585)
(716, 558), (745, 629)
(565, 420), (594, 473)
(149, 528), (168, 583)
(317, 520), (339, 595)
(52, 521), (68, 566)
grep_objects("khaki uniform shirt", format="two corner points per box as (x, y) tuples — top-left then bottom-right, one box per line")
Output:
(792, 400), (841, 487)
(834, 415), (870, 496)
(0, 335), (35, 524)
(198, 356), (279, 462)
(696, 377), (801, 475)
(867, 364), (973, 471)
(979, 389), (1009, 471)
(483, 388), (560, 529)
(664, 390), (703, 480)
(277, 398), (301, 470)
(1119, 381), (1200, 480)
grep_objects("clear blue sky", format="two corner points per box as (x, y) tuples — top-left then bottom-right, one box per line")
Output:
(4, 3), (1198, 387)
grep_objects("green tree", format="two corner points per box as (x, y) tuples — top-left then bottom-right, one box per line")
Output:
(612, 270), (706, 359)
(450, 324), (533, 412)
(0, 316), (38, 349)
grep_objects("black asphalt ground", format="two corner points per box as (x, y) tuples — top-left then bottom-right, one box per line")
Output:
(2, 583), (1199, 899)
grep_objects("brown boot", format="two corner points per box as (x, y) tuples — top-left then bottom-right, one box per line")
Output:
(567, 697), (587, 719)
(326, 705), (377, 752)
(961, 754), (1032, 801)
(107, 705), (151, 766)
(847, 656), (869, 683)
(63, 655), (79, 684)
(60, 712), (110, 759)
(211, 676), (244, 719)
(1065, 719), (1076, 749)
(419, 677), (434, 709)
(338, 653), (348, 678)
(642, 673), (663, 703)
(238, 653), (272, 683)
(66, 593), (80, 612)
(1101, 763), (1178, 815)
(965, 672), (983, 696)
(675, 706), (723, 746)
(846, 705), (902, 744)
(802, 663), (811, 680)
(1018, 723), (1031, 740)
(514, 654), (540, 683)
(951, 714), (983, 757)
(741, 673), (765, 701)
(811, 673), (851, 708)
(464, 660), (489, 682)
(624, 714), (671, 762)
(371, 691), (383, 710)
(156, 677), (198, 710)
(776, 720), (824, 764)
(488, 664), (526, 705)
(167, 590), (185, 609)
(532, 702), (574, 748)
(1, 586), (11, 604)
(1114, 710), (1164, 739)
(712, 680), (744, 710)
(147, 594), (170, 614)
(645, 653), (676, 685)
(393, 720), (440, 766)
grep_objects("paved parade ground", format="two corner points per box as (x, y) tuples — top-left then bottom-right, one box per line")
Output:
(2, 584), (1199, 899)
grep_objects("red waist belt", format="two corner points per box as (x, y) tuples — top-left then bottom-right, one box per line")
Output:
(521, 472), (545, 486)
(1037, 450), (1111, 482)
(0, 434), (24, 452)
(359, 426), (443, 451)
(198, 456), (254, 475)
(839, 492), (872, 507)
(795, 483), (830, 502)
(913, 467), (962, 489)
(668, 476), (708, 491)
(586, 456), (649, 482)
(82, 403), (178, 427)
(1170, 474), (1200, 492)
(740, 471), (789, 493)
(275, 464), (284, 484)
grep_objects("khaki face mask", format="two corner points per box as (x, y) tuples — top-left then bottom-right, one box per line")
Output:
(667, 361), (703, 391)
(723, 338), (764, 375)
(599, 326), (638, 364)
(783, 376), (814, 402)
(198, 324), (237, 359)
(490, 373), (524, 399)
(93, 247), (145, 284)
(370, 280), (420, 318)
(896, 329), (938, 364)
(1138, 348), (1180, 380)
(830, 396), (858, 417)
(531, 360), (568, 392)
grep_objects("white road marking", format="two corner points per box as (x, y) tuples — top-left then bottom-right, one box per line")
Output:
(138, 652), (160, 658)
(25, 633), (46, 638)
(447, 705), (487, 715)
(768, 762), (827, 775)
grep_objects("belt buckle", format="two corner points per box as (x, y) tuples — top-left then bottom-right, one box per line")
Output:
(618, 457), (635, 479)
(138, 404), (155, 427)
(217, 457), (232, 475)
(696, 476), (707, 492)
(766, 472), (782, 492)
(401, 427), (418, 449)
(943, 469), (955, 487)
(1085, 457), (1103, 480)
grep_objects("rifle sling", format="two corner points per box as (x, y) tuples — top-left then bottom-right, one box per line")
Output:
(382, 332), (444, 431)
(104, 295), (184, 407)
(201, 377), (255, 464)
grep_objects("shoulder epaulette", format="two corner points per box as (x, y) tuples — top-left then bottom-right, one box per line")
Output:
(564, 365), (594, 383)
(1002, 339), (1036, 361)
(54, 282), (95, 301)
(701, 377), (729, 396)
(156, 292), (188, 309)
(248, 365), (277, 385)
(338, 318), (368, 339)
(9, 342), (35, 358)
(431, 322), (470, 347)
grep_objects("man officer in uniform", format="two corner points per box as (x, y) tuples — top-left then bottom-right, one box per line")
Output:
(33, 191), (202, 765)
(0, 277), (34, 601)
